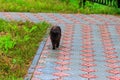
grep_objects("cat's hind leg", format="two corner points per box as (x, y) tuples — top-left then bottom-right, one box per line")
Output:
(56, 40), (60, 48)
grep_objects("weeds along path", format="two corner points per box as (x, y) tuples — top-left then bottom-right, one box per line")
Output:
(0, 12), (120, 80)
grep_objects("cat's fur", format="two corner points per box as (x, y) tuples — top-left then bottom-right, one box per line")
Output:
(50, 26), (61, 50)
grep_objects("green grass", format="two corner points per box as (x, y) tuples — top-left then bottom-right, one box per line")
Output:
(0, 0), (79, 13)
(79, 1), (120, 14)
(0, 0), (119, 14)
(0, 19), (50, 80)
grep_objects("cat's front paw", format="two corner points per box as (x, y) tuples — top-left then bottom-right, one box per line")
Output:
(53, 47), (55, 50)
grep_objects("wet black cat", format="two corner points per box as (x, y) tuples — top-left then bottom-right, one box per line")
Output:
(50, 26), (61, 50)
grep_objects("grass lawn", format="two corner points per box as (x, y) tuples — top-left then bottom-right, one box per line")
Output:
(0, 0), (120, 14)
(0, 0), (79, 13)
(0, 19), (50, 80)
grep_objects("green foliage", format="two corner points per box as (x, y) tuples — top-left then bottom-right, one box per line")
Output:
(61, 0), (79, 7)
(1, 75), (23, 80)
(0, 34), (16, 53)
(0, 0), (119, 14)
(23, 25), (37, 33)
(0, 19), (50, 80)
(0, 0), (79, 13)
(79, 1), (120, 14)
(12, 58), (17, 64)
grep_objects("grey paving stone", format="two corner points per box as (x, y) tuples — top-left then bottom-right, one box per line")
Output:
(9, 12), (25, 21)
(0, 12), (120, 80)
(0, 12), (7, 20)
(53, 14), (73, 23)
(38, 13), (57, 23)
(23, 13), (40, 23)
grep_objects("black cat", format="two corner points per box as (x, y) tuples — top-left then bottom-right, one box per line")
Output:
(50, 26), (61, 50)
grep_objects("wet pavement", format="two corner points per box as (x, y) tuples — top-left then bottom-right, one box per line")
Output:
(0, 12), (120, 80)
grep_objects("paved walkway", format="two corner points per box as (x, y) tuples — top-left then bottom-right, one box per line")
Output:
(0, 12), (120, 80)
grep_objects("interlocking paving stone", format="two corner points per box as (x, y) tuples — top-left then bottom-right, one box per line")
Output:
(0, 12), (8, 20)
(8, 12), (23, 21)
(23, 13), (40, 23)
(0, 12), (120, 80)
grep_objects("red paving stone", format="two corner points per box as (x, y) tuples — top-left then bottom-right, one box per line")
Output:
(0, 12), (120, 80)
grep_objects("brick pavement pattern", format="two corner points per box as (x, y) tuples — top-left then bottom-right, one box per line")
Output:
(0, 12), (120, 80)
